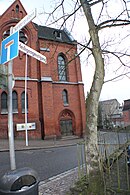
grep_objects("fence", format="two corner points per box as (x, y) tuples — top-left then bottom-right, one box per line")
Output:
(77, 130), (130, 194)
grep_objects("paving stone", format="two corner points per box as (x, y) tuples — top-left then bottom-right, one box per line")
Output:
(39, 167), (80, 195)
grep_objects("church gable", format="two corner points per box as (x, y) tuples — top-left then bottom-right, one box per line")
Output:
(0, 0), (37, 50)
(0, 0), (27, 22)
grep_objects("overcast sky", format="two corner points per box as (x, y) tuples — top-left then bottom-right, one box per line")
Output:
(0, 0), (130, 104)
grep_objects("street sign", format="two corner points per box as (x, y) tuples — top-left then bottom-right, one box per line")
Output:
(1, 31), (19, 64)
(16, 123), (36, 131)
(19, 42), (47, 63)
(13, 9), (36, 33)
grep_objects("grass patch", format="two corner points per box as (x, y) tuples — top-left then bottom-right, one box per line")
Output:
(67, 175), (88, 195)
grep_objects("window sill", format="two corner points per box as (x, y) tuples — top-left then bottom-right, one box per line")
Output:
(64, 104), (69, 107)
(1, 111), (8, 115)
(22, 111), (28, 114)
(13, 111), (18, 114)
(1, 111), (19, 115)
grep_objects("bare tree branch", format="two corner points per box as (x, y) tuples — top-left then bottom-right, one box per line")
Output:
(104, 71), (130, 83)
(98, 19), (130, 30)
(45, 0), (65, 25)
(46, 4), (81, 28)
(103, 49), (130, 68)
(89, 0), (104, 6)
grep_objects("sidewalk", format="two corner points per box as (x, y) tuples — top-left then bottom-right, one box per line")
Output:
(39, 167), (80, 195)
(0, 137), (84, 195)
(0, 136), (83, 151)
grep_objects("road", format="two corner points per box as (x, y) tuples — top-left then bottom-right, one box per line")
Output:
(0, 131), (129, 183)
(0, 145), (83, 181)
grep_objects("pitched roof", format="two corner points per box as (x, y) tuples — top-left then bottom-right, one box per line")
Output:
(34, 23), (77, 45)
(123, 105), (130, 111)
(123, 99), (130, 111)
(99, 99), (119, 107)
(0, 0), (77, 45)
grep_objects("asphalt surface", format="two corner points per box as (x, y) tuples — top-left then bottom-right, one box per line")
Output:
(0, 137), (84, 177)
(1, 132), (130, 194)
(0, 145), (81, 181)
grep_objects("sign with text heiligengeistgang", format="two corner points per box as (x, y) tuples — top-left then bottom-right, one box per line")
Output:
(1, 31), (19, 64)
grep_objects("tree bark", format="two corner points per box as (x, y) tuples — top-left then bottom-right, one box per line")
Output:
(80, 0), (105, 194)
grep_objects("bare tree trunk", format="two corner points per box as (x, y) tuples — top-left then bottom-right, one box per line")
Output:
(80, 0), (105, 194)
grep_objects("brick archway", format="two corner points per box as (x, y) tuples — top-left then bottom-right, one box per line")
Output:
(59, 109), (75, 136)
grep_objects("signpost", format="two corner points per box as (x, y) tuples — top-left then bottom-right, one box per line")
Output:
(1, 31), (19, 64)
(0, 8), (47, 170)
(16, 123), (36, 131)
(19, 42), (46, 63)
(13, 9), (36, 33)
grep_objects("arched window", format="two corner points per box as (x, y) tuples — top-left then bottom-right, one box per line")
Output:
(1, 92), (8, 113)
(19, 30), (28, 44)
(58, 54), (67, 81)
(16, 5), (19, 13)
(12, 91), (18, 113)
(21, 91), (28, 113)
(3, 29), (28, 44)
(62, 89), (68, 105)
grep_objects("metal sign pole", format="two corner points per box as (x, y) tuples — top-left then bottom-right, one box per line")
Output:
(25, 54), (28, 146)
(8, 27), (16, 170)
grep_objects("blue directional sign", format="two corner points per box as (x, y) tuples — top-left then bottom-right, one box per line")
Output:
(1, 31), (19, 64)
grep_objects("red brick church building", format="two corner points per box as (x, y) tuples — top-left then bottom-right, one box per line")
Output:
(0, 0), (86, 139)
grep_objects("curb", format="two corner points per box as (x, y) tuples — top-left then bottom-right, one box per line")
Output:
(39, 166), (78, 186)
(0, 139), (83, 152)
(38, 166), (80, 195)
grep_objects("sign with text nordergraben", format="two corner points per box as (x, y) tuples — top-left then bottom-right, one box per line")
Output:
(13, 9), (36, 33)
(1, 31), (19, 64)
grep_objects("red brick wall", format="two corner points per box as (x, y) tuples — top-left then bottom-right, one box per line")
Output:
(0, 0), (86, 139)
(123, 110), (130, 127)
(123, 100), (130, 127)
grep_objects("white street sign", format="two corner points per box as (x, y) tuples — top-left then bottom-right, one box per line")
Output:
(13, 9), (36, 33)
(19, 42), (47, 63)
(16, 123), (36, 131)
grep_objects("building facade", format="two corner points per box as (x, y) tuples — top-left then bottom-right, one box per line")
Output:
(122, 99), (130, 127)
(0, 0), (86, 139)
(99, 99), (123, 129)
